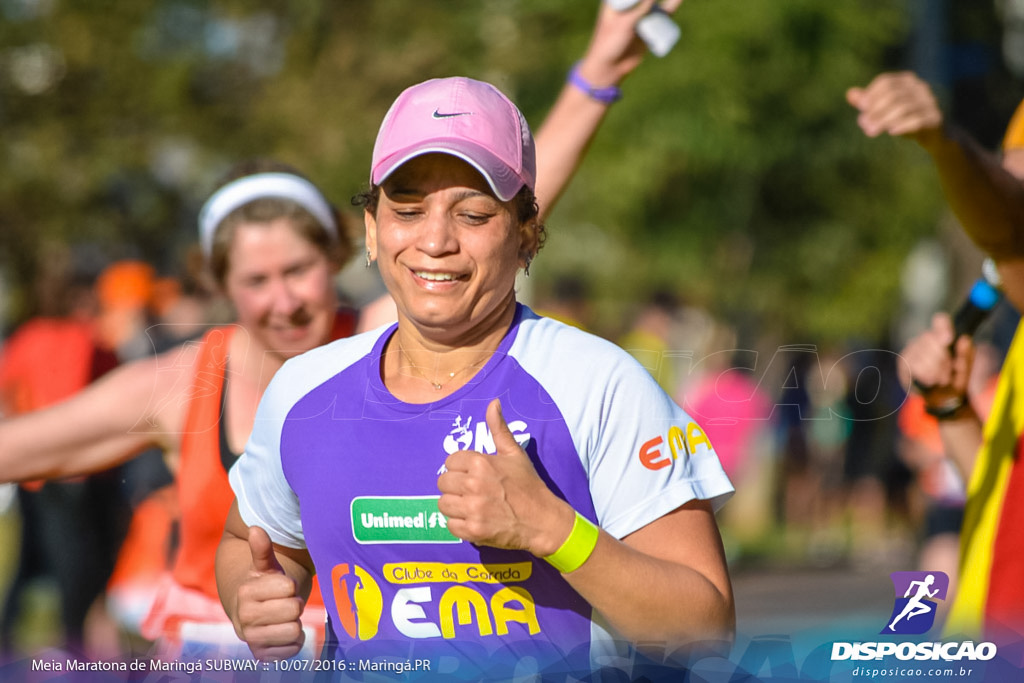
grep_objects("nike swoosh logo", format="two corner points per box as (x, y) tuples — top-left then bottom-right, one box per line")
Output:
(432, 109), (472, 119)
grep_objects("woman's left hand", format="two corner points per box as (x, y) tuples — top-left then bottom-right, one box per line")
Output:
(437, 398), (575, 557)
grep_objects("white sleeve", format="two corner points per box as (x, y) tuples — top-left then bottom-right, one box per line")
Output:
(585, 357), (734, 539)
(228, 366), (307, 549)
(511, 316), (734, 540)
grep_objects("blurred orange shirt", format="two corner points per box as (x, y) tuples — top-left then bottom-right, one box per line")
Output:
(0, 317), (97, 414)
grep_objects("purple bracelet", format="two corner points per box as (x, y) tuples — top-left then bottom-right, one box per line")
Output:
(567, 62), (622, 104)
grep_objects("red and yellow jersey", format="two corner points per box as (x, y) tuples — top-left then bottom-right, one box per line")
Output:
(947, 310), (1024, 644)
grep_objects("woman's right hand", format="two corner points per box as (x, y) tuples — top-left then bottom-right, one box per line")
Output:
(233, 526), (307, 661)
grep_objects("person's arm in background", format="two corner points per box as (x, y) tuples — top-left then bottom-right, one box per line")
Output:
(847, 72), (1024, 310)
(0, 350), (183, 482)
(534, 0), (683, 221)
(899, 313), (984, 479)
(990, 145), (1024, 308)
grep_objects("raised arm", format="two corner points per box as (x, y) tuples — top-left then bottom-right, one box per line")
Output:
(847, 72), (1024, 309)
(990, 146), (1024, 311)
(534, 0), (683, 221)
(0, 348), (184, 482)
(437, 399), (734, 648)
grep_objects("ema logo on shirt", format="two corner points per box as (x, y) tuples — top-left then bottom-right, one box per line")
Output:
(441, 414), (532, 455)
(329, 559), (544, 643)
(637, 422), (713, 471)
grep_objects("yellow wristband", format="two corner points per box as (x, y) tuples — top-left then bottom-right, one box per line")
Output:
(543, 512), (599, 573)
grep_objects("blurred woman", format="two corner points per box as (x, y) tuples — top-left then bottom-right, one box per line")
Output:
(0, 159), (356, 658)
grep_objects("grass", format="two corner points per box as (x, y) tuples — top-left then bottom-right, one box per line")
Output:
(0, 501), (62, 657)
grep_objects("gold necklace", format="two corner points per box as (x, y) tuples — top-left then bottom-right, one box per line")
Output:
(396, 338), (484, 391)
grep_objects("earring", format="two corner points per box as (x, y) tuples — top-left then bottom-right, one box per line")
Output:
(365, 250), (372, 268)
(524, 256), (532, 277)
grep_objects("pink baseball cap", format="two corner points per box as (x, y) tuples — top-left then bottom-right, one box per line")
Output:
(370, 77), (536, 201)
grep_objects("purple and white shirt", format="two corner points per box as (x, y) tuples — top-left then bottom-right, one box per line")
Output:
(230, 304), (733, 676)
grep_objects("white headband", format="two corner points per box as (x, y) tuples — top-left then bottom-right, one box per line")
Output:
(197, 172), (338, 256)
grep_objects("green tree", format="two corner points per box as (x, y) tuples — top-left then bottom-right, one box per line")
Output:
(0, 0), (1011, 348)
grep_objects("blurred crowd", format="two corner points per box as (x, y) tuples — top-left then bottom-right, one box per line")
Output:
(0, 245), (220, 657)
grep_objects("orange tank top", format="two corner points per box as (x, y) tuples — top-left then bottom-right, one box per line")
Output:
(171, 310), (358, 600)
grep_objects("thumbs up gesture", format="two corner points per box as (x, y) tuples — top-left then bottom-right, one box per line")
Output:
(234, 526), (306, 661)
(437, 398), (575, 556)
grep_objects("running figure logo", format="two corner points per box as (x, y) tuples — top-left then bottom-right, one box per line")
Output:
(442, 415), (474, 454)
(882, 571), (949, 635)
(331, 563), (383, 640)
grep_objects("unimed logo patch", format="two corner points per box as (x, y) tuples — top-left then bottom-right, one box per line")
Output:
(882, 571), (949, 635)
(351, 496), (460, 544)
